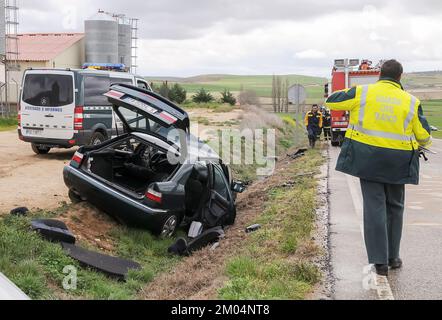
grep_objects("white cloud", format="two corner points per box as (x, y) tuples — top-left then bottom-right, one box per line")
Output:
(17, 0), (442, 76)
(295, 50), (327, 60)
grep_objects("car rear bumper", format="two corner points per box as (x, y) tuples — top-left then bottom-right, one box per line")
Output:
(63, 165), (171, 230)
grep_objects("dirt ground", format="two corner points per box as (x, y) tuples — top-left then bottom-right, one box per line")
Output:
(0, 130), (75, 213)
(187, 108), (243, 141)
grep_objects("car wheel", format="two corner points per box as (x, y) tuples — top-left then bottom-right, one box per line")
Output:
(158, 215), (179, 238)
(68, 190), (83, 204)
(31, 144), (50, 155)
(90, 132), (106, 146)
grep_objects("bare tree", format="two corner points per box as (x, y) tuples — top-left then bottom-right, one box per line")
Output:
(272, 75), (277, 113)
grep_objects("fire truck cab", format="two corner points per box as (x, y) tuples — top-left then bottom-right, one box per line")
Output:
(325, 59), (382, 146)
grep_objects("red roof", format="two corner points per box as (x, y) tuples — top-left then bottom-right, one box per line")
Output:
(17, 33), (84, 62)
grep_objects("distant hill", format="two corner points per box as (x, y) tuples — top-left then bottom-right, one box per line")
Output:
(146, 74), (327, 102)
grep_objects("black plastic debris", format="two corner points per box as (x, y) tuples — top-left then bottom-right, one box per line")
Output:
(168, 238), (188, 256)
(245, 224), (262, 234)
(31, 219), (76, 244)
(288, 148), (308, 160)
(10, 207), (29, 217)
(168, 227), (225, 256)
(61, 243), (141, 281)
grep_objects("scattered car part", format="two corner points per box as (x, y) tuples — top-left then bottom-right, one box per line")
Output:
(31, 219), (76, 244)
(168, 227), (225, 256)
(168, 238), (188, 256)
(10, 207), (29, 217)
(186, 227), (225, 255)
(188, 221), (204, 239)
(430, 125), (439, 132)
(231, 181), (247, 194)
(246, 224), (262, 234)
(288, 148), (308, 160)
(210, 242), (220, 251)
(61, 243), (141, 281)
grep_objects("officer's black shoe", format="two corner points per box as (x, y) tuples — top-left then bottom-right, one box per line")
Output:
(389, 258), (403, 270)
(375, 264), (389, 277)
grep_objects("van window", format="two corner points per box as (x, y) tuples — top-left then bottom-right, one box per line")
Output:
(137, 80), (148, 90)
(111, 77), (133, 86)
(84, 76), (111, 106)
(22, 74), (74, 107)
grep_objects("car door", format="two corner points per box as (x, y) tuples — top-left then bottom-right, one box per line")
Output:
(201, 163), (236, 228)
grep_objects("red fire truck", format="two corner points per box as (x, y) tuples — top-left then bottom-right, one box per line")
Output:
(325, 59), (382, 146)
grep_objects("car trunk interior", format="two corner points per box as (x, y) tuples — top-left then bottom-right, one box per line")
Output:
(84, 138), (179, 196)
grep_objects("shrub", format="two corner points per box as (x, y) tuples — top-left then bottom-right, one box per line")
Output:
(220, 89), (237, 106)
(169, 83), (187, 104)
(192, 88), (214, 103)
(159, 82), (170, 99)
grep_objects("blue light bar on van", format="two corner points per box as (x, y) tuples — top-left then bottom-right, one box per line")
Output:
(83, 63), (127, 71)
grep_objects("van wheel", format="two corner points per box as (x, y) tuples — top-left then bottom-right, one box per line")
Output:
(90, 132), (106, 146)
(31, 144), (50, 155)
(68, 190), (83, 204)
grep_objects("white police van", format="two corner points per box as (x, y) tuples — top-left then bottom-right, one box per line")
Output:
(18, 68), (152, 154)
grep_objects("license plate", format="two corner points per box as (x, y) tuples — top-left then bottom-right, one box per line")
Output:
(25, 129), (43, 136)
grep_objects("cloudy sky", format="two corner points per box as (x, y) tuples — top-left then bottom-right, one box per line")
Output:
(19, 0), (442, 77)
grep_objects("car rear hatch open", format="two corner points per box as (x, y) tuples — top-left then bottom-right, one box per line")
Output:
(104, 84), (190, 144)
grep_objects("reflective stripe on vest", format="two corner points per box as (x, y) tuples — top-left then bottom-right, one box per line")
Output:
(352, 124), (413, 142)
(358, 85), (369, 126)
(404, 96), (417, 131)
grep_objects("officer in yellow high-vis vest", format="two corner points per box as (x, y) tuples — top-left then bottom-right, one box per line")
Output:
(326, 60), (432, 277)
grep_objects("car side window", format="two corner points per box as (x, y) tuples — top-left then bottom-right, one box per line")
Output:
(213, 165), (229, 200)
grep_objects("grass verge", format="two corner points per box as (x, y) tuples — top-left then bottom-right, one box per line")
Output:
(219, 148), (324, 300)
(0, 117), (17, 132)
(0, 207), (181, 300)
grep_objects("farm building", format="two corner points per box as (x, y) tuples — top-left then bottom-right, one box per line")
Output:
(5, 33), (85, 106)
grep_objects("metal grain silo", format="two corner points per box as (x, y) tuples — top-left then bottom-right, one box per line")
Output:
(85, 11), (118, 64)
(118, 21), (132, 68)
(0, 0), (5, 56)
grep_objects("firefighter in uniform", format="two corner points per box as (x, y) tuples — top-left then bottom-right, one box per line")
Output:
(326, 60), (432, 276)
(305, 104), (323, 148)
(322, 108), (332, 142)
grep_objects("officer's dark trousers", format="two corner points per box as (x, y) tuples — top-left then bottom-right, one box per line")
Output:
(360, 179), (405, 265)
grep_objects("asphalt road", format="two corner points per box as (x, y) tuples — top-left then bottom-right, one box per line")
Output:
(329, 139), (442, 300)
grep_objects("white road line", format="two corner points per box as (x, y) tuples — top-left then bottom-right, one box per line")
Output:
(345, 175), (396, 301)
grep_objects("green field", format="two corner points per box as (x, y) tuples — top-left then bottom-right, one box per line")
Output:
(148, 74), (327, 102)
(403, 72), (442, 89)
(422, 99), (442, 139)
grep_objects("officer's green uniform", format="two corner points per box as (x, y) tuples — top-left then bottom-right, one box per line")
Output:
(326, 78), (432, 265)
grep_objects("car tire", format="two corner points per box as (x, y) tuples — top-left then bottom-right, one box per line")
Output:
(31, 144), (50, 155)
(90, 132), (106, 146)
(331, 141), (340, 147)
(68, 190), (83, 204)
(156, 214), (180, 238)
